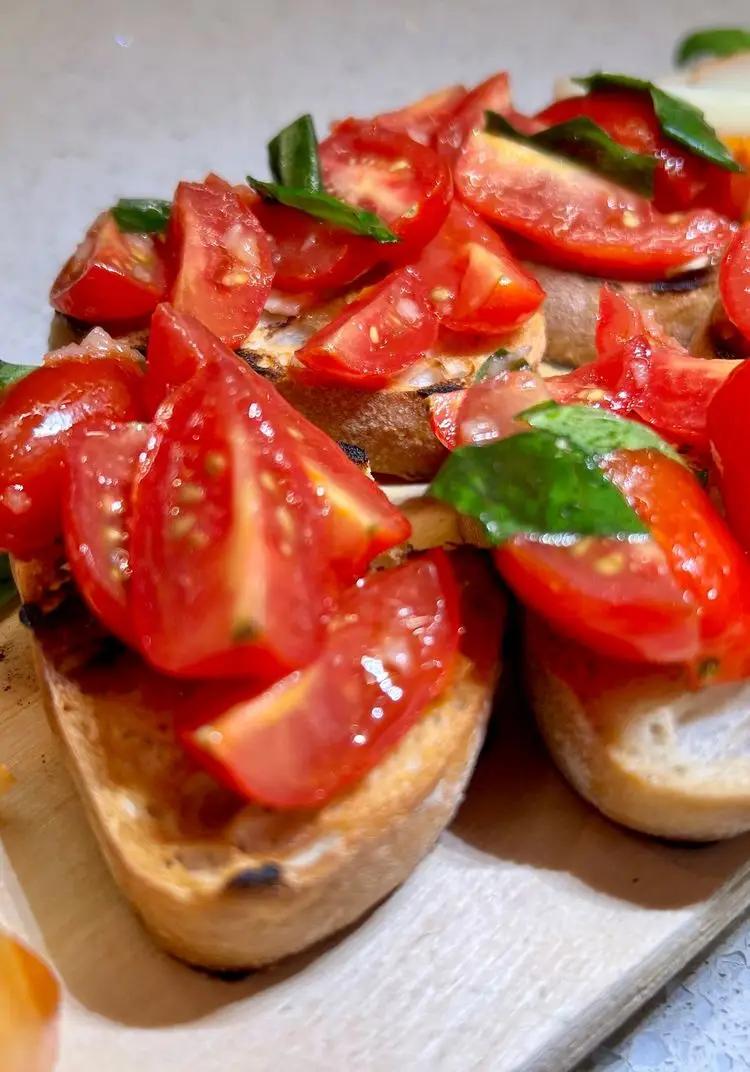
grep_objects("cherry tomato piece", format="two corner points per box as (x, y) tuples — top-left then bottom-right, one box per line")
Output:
(183, 552), (460, 808)
(50, 212), (167, 323)
(435, 71), (535, 158)
(708, 359), (750, 553)
(719, 223), (750, 344)
(365, 84), (467, 147)
(166, 180), (274, 348)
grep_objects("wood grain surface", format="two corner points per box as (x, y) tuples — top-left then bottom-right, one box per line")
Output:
(2, 605), (750, 1072)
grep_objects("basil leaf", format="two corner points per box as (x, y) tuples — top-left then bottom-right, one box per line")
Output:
(575, 73), (742, 172)
(676, 28), (750, 66)
(269, 114), (323, 192)
(486, 111), (655, 196)
(0, 361), (34, 390)
(112, 198), (172, 234)
(519, 401), (684, 464)
(428, 430), (648, 545)
(474, 349), (526, 382)
(246, 177), (398, 243)
(0, 555), (17, 611)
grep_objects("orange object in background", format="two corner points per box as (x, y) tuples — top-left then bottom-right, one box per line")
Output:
(722, 136), (750, 219)
(0, 934), (59, 1072)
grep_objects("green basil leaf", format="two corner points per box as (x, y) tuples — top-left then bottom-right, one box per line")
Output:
(0, 361), (34, 391)
(428, 429), (648, 545)
(519, 401), (684, 464)
(486, 111), (656, 196)
(112, 198), (172, 234)
(574, 73), (742, 172)
(246, 177), (398, 243)
(0, 555), (17, 611)
(676, 28), (750, 66)
(474, 349), (526, 382)
(268, 114), (323, 192)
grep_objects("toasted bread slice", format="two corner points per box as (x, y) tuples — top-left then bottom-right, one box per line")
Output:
(13, 553), (504, 970)
(527, 262), (718, 367)
(524, 615), (750, 841)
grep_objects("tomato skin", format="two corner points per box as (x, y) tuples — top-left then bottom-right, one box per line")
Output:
(719, 223), (750, 344)
(708, 360), (750, 553)
(131, 357), (331, 680)
(414, 202), (544, 334)
(0, 337), (144, 557)
(63, 422), (148, 644)
(435, 72), (533, 158)
(455, 131), (733, 280)
(182, 552), (460, 809)
(145, 304), (410, 578)
(320, 122), (452, 258)
(166, 180), (274, 348)
(296, 267), (440, 387)
(365, 84), (467, 147)
(50, 212), (167, 323)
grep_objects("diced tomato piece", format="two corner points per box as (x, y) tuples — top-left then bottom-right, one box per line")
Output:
(130, 357), (331, 679)
(63, 422), (148, 644)
(50, 212), (167, 324)
(719, 223), (750, 344)
(414, 202), (544, 334)
(145, 305), (410, 579)
(365, 84), (467, 146)
(428, 390), (464, 450)
(708, 359), (750, 553)
(455, 131), (733, 280)
(182, 552), (460, 808)
(0, 332), (144, 557)
(435, 71), (535, 158)
(296, 268), (439, 387)
(166, 180), (274, 348)
(320, 123), (452, 257)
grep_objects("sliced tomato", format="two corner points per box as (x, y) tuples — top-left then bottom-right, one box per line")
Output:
(251, 200), (377, 294)
(719, 223), (750, 343)
(414, 202), (544, 334)
(435, 71), (534, 158)
(428, 390), (464, 450)
(296, 267), (439, 387)
(166, 180), (274, 348)
(455, 131), (733, 280)
(131, 357), (331, 679)
(145, 304), (410, 579)
(0, 333), (144, 557)
(50, 212), (167, 323)
(182, 552), (460, 808)
(363, 84), (467, 146)
(320, 122), (452, 257)
(63, 422), (148, 643)
(708, 359), (750, 552)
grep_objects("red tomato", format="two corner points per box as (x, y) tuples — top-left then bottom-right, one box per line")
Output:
(130, 358), (331, 679)
(428, 390), (464, 450)
(296, 268), (439, 387)
(63, 422), (148, 643)
(0, 333), (144, 557)
(252, 200), (377, 294)
(414, 202), (544, 334)
(182, 552), (460, 808)
(365, 84), (467, 146)
(145, 304), (411, 579)
(166, 180), (274, 348)
(455, 131), (733, 280)
(50, 212), (167, 323)
(719, 223), (750, 343)
(708, 359), (750, 552)
(320, 123), (452, 257)
(435, 71), (534, 158)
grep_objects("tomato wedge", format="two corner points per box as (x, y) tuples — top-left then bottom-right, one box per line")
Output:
(708, 359), (750, 553)
(719, 223), (750, 344)
(414, 202), (544, 333)
(63, 422), (148, 644)
(131, 357), (331, 679)
(0, 332), (144, 558)
(320, 122), (452, 257)
(455, 131), (733, 280)
(166, 180), (274, 348)
(182, 552), (460, 808)
(145, 304), (410, 579)
(50, 212), (167, 323)
(364, 84), (467, 147)
(296, 268), (439, 387)
(435, 71), (534, 158)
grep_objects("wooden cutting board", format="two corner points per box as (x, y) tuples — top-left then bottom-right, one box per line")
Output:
(2, 606), (750, 1072)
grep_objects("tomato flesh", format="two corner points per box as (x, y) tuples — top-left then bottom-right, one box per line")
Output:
(145, 304), (410, 579)
(131, 357), (331, 679)
(415, 202), (544, 333)
(435, 71), (533, 158)
(182, 552), (460, 808)
(708, 359), (750, 553)
(63, 422), (148, 644)
(50, 212), (167, 323)
(320, 122), (452, 257)
(296, 268), (439, 387)
(719, 223), (750, 344)
(455, 131), (733, 280)
(0, 333), (144, 557)
(365, 84), (467, 147)
(166, 180), (274, 348)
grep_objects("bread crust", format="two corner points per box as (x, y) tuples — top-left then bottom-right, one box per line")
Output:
(524, 616), (750, 841)
(14, 555), (504, 970)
